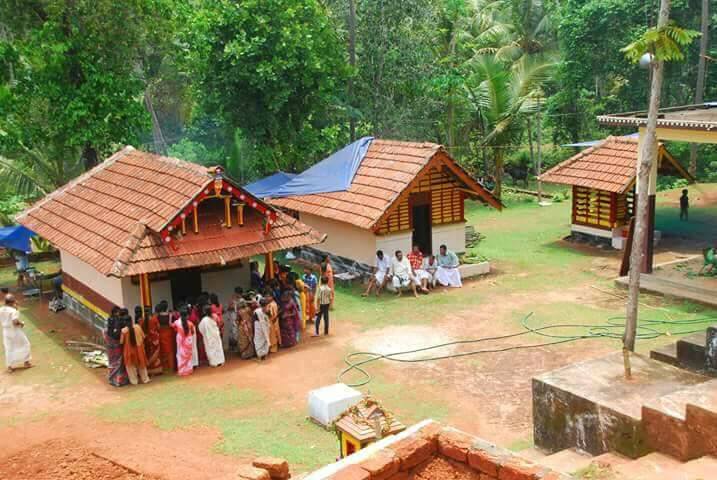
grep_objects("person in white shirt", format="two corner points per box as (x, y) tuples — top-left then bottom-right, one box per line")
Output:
(435, 244), (462, 288)
(389, 250), (419, 298)
(416, 254), (438, 290)
(362, 250), (391, 297)
(1, 294), (32, 372)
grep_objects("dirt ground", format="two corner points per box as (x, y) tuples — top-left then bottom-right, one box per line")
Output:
(2, 186), (717, 479)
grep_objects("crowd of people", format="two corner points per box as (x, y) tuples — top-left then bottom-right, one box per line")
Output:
(104, 257), (336, 387)
(362, 244), (462, 298)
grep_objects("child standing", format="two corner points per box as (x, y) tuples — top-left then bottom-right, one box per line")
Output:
(313, 276), (332, 336)
(680, 189), (689, 221)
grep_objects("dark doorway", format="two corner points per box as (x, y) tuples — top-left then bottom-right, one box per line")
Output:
(411, 202), (432, 255)
(169, 268), (202, 308)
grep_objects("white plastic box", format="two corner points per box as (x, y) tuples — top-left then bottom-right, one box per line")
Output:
(308, 383), (363, 427)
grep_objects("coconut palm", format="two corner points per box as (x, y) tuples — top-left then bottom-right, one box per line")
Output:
(465, 53), (553, 198)
(0, 141), (82, 196)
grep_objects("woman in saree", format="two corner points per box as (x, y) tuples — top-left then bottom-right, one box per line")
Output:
(105, 306), (129, 387)
(171, 307), (196, 376)
(140, 305), (162, 376)
(279, 290), (299, 348)
(156, 301), (176, 372)
(198, 305), (225, 367)
(253, 300), (270, 360)
(237, 300), (255, 359)
(188, 300), (204, 366)
(321, 256), (335, 309)
(295, 278), (308, 330)
(266, 293), (281, 353)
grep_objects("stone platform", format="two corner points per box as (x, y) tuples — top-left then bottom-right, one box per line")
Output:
(533, 352), (708, 458)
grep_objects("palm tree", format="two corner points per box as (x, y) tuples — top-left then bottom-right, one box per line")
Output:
(465, 54), (553, 198)
(0, 141), (82, 196)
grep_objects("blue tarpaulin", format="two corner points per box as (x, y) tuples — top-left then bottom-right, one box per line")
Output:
(561, 132), (639, 148)
(245, 172), (297, 198)
(254, 137), (374, 198)
(0, 225), (36, 253)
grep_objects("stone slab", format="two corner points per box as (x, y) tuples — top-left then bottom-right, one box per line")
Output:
(677, 332), (707, 372)
(615, 273), (717, 309)
(533, 352), (708, 458)
(649, 341), (680, 367)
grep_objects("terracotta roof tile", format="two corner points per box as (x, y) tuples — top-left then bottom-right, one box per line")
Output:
(270, 139), (500, 229)
(18, 146), (325, 277)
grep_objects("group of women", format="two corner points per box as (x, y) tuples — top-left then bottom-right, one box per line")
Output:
(104, 256), (336, 387)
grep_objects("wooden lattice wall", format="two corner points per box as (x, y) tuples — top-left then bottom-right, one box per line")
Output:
(375, 165), (465, 235)
(572, 186), (632, 230)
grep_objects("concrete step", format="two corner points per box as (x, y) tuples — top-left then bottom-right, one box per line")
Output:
(515, 447), (547, 463)
(677, 332), (708, 372)
(651, 341), (680, 367)
(681, 455), (717, 479)
(612, 452), (686, 480)
(534, 448), (593, 475)
(642, 379), (717, 461)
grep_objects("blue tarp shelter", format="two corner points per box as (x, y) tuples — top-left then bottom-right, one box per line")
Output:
(248, 137), (374, 198)
(0, 225), (36, 253)
(245, 172), (297, 198)
(561, 132), (639, 148)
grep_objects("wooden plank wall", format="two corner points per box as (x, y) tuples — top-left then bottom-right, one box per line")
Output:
(572, 186), (632, 230)
(376, 166), (464, 235)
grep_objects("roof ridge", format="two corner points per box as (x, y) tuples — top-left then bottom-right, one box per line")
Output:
(17, 146), (136, 223)
(143, 150), (210, 176)
(109, 220), (149, 277)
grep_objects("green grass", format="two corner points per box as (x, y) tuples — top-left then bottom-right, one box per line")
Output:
(0, 258), (61, 287)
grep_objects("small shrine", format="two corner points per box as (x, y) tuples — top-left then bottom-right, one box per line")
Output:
(333, 396), (405, 458)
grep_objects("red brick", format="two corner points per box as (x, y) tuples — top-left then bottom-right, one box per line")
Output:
(391, 435), (437, 471)
(236, 465), (271, 480)
(328, 464), (370, 480)
(252, 457), (290, 480)
(468, 448), (501, 477)
(497, 457), (542, 480)
(438, 428), (476, 463)
(417, 422), (443, 442)
(358, 450), (399, 480)
(385, 472), (409, 480)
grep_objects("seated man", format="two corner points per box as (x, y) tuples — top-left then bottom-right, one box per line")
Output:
(362, 250), (390, 297)
(389, 250), (418, 298)
(407, 245), (429, 294)
(419, 254), (438, 289)
(435, 244), (462, 288)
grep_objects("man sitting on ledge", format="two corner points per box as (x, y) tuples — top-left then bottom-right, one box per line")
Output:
(435, 244), (462, 288)
(390, 250), (418, 298)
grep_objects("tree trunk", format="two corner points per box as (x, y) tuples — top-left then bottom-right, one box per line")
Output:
(81, 144), (99, 171)
(689, 0), (709, 176)
(348, 0), (357, 142)
(144, 89), (168, 155)
(625, 0), (671, 354)
(527, 117), (535, 175)
(493, 149), (504, 199)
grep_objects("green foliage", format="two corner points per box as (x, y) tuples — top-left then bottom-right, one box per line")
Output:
(622, 22), (701, 63)
(186, 0), (348, 173)
(0, 195), (27, 226)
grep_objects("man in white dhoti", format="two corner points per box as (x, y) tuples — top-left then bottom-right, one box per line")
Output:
(1, 294), (32, 372)
(362, 250), (391, 297)
(435, 244), (462, 288)
(418, 255), (438, 289)
(389, 250), (418, 298)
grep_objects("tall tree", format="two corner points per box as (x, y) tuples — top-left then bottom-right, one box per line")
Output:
(689, 0), (710, 176)
(0, 0), (166, 194)
(621, 9), (699, 361)
(187, 0), (347, 173)
(466, 54), (553, 198)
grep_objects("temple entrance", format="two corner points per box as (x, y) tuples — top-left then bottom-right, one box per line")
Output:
(411, 192), (432, 254)
(169, 268), (202, 307)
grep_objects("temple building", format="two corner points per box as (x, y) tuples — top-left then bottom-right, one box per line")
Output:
(540, 135), (693, 249)
(17, 146), (324, 330)
(248, 138), (501, 266)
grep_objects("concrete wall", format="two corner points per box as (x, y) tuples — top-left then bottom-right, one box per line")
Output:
(60, 251), (124, 307)
(432, 222), (466, 254)
(300, 213), (377, 265)
(375, 230), (412, 257)
(121, 277), (172, 310)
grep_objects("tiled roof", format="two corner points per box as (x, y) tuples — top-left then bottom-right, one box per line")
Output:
(539, 136), (639, 193)
(17, 146), (324, 277)
(540, 136), (694, 194)
(270, 139), (501, 230)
